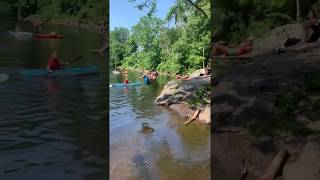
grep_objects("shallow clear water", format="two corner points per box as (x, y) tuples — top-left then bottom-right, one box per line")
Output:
(109, 71), (210, 180)
(0, 19), (107, 179)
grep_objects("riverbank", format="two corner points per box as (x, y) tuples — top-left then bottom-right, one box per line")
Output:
(212, 48), (320, 179)
(155, 71), (211, 125)
(24, 15), (107, 34)
(114, 66), (211, 125)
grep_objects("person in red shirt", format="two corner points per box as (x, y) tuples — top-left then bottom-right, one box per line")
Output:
(46, 51), (68, 72)
(123, 75), (129, 85)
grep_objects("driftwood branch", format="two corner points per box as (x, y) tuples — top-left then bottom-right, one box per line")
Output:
(259, 149), (289, 180)
(184, 109), (201, 125)
(185, 0), (208, 17)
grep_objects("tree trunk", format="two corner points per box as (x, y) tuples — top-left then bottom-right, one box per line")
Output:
(296, 0), (300, 23)
(18, 6), (21, 22)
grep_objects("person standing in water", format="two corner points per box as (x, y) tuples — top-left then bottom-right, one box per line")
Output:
(139, 71), (151, 85)
(150, 70), (158, 80)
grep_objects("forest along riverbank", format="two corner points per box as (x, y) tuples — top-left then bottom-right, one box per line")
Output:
(212, 49), (320, 180)
(0, 1), (107, 34)
(109, 70), (210, 180)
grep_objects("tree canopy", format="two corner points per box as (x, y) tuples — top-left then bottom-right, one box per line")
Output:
(110, 0), (211, 74)
(212, 0), (320, 43)
(0, 0), (108, 25)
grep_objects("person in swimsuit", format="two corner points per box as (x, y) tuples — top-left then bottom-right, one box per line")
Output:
(303, 9), (320, 43)
(210, 37), (254, 58)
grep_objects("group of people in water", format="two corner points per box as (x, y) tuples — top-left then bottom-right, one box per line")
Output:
(211, 8), (320, 58)
(121, 70), (158, 86)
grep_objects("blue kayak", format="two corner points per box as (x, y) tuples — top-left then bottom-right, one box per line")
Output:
(109, 82), (141, 88)
(21, 67), (99, 77)
(8, 31), (33, 37)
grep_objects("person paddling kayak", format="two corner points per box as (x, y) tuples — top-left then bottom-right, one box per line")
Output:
(123, 75), (129, 85)
(15, 25), (22, 32)
(46, 51), (68, 72)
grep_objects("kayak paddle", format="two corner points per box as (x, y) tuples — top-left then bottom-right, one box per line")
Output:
(45, 55), (83, 77)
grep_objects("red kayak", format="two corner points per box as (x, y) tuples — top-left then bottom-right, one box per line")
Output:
(35, 34), (64, 39)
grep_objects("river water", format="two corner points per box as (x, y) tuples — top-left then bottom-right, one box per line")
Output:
(0, 19), (107, 179)
(110, 71), (210, 180)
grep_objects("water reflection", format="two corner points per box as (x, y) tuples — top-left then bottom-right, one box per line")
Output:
(0, 19), (107, 179)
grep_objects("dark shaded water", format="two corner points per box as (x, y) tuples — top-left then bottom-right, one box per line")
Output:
(0, 19), (107, 179)
(110, 71), (210, 180)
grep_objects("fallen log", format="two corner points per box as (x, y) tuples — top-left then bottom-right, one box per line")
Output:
(259, 149), (289, 180)
(184, 109), (201, 125)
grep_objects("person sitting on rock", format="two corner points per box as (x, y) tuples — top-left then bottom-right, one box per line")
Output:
(303, 9), (320, 43)
(211, 37), (254, 58)
(176, 73), (190, 80)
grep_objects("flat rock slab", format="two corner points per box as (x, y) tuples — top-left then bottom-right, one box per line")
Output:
(282, 136), (320, 180)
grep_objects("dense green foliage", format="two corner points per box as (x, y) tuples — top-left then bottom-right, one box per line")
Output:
(111, 0), (211, 74)
(213, 0), (320, 43)
(0, 0), (108, 24)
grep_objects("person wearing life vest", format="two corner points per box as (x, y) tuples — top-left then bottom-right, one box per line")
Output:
(46, 51), (68, 72)
(139, 71), (151, 85)
(123, 74), (129, 85)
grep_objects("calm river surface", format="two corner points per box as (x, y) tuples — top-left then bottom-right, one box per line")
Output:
(0, 19), (107, 179)
(110, 71), (210, 180)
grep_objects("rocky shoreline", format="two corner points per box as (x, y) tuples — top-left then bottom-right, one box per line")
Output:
(155, 73), (211, 125)
(24, 15), (107, 33)
(212, 49), (320, 179)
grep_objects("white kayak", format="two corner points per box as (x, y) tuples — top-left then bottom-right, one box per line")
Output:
(8, 31), (34, 37)
(112, 70), (121, 74)
(0, 74), (9, 83)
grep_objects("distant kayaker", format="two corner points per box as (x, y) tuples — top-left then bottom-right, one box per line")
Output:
(15, 25), (22, 32)
(46, 52), (68, 72)
(123, 75), (129, 85)
(49, 31), (57, 36)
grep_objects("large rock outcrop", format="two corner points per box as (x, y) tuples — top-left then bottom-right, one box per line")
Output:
(155, 76), (210, 106)
(155, 75), (211, 124)
(212, 47), (320, 179)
